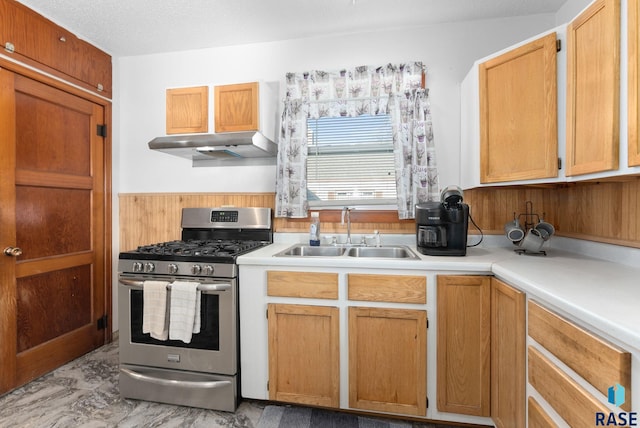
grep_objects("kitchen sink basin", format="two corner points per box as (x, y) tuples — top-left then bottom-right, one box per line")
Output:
(275, 245), (346, 257)
(274, 244), (419, 259)
(345, 246), (419, 259)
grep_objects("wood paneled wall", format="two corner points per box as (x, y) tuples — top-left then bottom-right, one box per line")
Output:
(118, 180), (640, 252)
(118, 193), (275, 251)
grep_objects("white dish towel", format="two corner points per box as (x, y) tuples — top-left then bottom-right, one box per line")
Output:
(142, 280), (170, 340)
(169, 281), (201, 343)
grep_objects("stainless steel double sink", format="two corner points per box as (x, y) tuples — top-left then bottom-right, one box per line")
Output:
(274, 244), (420, 259)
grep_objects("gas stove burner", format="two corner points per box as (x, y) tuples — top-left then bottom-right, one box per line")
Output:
(132, 239), (266, 259)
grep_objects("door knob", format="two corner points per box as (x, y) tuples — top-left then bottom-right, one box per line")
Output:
(3, 247), (23, 257)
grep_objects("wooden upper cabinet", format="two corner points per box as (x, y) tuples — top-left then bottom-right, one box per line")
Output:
(214, 82), (259, 132)
(479, 32), (558, 183)
(566, 0), (620, 176)
(0, 0), (112, 97)
(629, 0), (640, 167)
(166, 86), (209, 134)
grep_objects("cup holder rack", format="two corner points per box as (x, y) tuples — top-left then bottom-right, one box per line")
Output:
(508, 201), (550, 256)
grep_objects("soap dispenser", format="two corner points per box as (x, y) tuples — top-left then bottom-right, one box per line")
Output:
(309, 212), (321, 246)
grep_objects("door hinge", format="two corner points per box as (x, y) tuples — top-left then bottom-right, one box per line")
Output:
(266, 308), (269, 319)
(556, 39), (562, 52)
(558, 157), (562, 170)
(267, 380), (270, 391)
(97, 314), (108, 330)
(426, 396), (429, 408)
(97, 124), (107, 138)
(426, 318), (429, 329)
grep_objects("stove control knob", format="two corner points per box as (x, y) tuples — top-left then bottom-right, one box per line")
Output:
(132, 262), (143, 273)
(143, 262), (155, 273)
(202, 265), (214, 276)
(167, 264), (179, 274)
(191, 264), (202, 275)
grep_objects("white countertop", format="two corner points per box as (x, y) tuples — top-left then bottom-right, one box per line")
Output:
(238, 235), (640, 351)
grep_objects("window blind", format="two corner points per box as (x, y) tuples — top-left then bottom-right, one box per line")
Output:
(307, 115), (397, 203)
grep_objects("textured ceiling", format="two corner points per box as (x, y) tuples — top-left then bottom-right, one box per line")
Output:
(16, 0), (567, 57)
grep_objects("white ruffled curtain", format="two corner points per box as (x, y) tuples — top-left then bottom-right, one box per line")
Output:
(275, 61), (439, 219)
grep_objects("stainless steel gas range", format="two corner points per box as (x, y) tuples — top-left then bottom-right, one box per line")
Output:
(117, 207), (272, 411)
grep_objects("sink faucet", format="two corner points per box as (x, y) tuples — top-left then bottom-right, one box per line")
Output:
(341, 207), (352, 245)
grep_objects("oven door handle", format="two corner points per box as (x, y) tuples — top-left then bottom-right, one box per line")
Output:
(120, 368), (232, 389)
(119, 278), (231, 292)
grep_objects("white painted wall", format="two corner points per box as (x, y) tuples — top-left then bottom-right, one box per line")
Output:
(111, 13), (564, 331)
(115, 15), (558, 195)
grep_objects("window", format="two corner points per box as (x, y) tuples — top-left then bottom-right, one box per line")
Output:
(306, 114), (397, 207)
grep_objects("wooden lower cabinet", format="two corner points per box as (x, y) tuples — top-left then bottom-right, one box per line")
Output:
(436, 275), (491, 416)
(348, 306), (427, 416)
(491, 278), (526, 428)
(267, 303), (340, 407)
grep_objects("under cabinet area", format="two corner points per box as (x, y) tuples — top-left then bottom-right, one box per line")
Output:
(491, 278), (526, 428)
(347, 273), (428, 416)
(348, 306), (427, 416)
(436, 276), (525, 427)
(266, 271), (340, 407)
(267, 303), (340, 407)
(436, 275), (491, 416)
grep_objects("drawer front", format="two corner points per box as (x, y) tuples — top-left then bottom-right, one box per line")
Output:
(267, 271), (338, 299)
(527, 396), (558, 428)
(528, 346), (610, 427)
(528, 300), (631, 410)
(347, 274), (426, 303)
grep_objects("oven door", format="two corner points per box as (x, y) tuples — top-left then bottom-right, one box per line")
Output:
(118, 276), (237, 375)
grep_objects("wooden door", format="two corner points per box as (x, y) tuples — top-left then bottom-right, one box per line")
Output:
(349, 306), (427, 416)
(267, 303), (340, 407)
(0, 69), (108, 394)
(566, 0), (620, 176)
(491, 278), (526, 428)
(436, 275), (490, 416)
(479, 32), (558, 183)
(214, 82), (259, 132)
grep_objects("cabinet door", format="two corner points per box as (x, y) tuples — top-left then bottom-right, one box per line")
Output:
(479, 33), (558, 183)
(349, 307), (427, 416)
(0, 0), (111, 96)
(214, 82), (259, 132)
(267, 304), (340, 407)
(491, 278), (525, 428)
(436, 275), (490, 416)
(629, 0), (640, 167)
(566, 0), (620, 176)
(166, 86), (209, 134)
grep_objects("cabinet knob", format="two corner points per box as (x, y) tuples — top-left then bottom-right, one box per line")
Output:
(3, 247), (23, 257)
(59, 36), (66, 42)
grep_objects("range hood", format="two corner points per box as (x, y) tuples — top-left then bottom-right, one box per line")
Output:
(148, 132), (278, 167)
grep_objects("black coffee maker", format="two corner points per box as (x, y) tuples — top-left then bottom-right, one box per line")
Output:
(415, 186), (469, 256)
